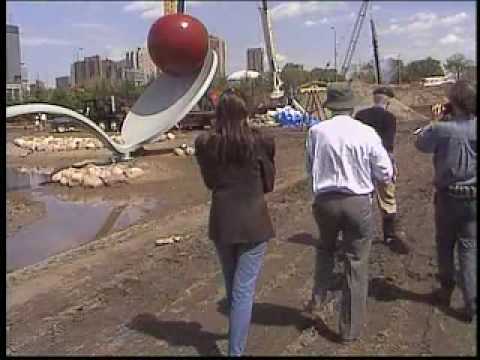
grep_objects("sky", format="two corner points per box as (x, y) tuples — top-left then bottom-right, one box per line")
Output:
(6, 0), (477, 87)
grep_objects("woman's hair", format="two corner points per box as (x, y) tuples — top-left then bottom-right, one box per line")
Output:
(212, 88), (256, 164)
(447, 80), (477, 117)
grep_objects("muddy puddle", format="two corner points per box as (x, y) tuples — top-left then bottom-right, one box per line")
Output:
(6, 167), (158, 272)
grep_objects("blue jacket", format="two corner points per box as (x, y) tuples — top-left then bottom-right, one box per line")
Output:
(415, 117), (476, 189)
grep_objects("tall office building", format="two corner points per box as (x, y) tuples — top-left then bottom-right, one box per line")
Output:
(6, 24), (23, 101)
(208, 35), (227, 78)
(7, 24), (21, 83)
(55, 76), (70, 89)
(247, 48), (264, 73)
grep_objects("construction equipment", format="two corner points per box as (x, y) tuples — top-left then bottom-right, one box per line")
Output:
(259, 0), (283, 99)
(340, 0), (370, 78)
(258, 0), (305, 113)
(370, 17), (381, 84)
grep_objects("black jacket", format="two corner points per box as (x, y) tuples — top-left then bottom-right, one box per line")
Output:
(195, 130), (275, 244)
(355, 106), (396, 153)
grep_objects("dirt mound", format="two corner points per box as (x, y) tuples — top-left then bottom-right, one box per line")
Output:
(351, 81), (429, 122)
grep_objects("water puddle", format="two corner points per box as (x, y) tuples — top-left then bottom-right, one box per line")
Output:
(6, 166), (52, 192)
(6, 167), (159, 272)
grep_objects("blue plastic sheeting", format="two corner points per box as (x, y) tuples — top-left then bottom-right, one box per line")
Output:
(273, 106), (320, 128)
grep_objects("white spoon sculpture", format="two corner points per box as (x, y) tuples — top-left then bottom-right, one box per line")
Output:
(6, 49), (217, 160)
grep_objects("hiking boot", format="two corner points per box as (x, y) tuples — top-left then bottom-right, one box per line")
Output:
(383, 216), (410, 255)
(384, 231), (411, 255)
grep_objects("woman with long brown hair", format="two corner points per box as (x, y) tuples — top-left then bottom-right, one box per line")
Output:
(195, 88), (275, 356)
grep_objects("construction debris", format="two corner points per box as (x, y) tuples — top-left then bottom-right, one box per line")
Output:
(155, 235), (182, 246)
(173, 146), (195, 156)
(13, 136), (105, 152)
(50, 164), (145, 188)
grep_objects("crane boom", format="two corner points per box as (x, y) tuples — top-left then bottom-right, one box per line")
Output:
(340, 0), (369, 77)
(370, 18), (381, 84)
(259, 0), (284, 99)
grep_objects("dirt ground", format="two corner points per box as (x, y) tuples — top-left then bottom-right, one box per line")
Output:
(6, 86), (476, 356)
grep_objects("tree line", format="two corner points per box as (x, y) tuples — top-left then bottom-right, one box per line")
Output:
(8, 53), (474, 111)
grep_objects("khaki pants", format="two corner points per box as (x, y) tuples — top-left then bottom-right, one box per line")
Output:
(376, 181), (397, 216)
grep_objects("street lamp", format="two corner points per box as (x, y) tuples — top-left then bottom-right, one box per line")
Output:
(330, 26), (337, 82)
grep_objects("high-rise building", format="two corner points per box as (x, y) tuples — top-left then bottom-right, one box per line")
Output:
(247, 48), (264, 73)
(55, 76), (70, 89)
(138, 47), (159, 83)
(7, 24), (21, 83)
(6, 24), (23, 101)
(209, 35), (227, 78)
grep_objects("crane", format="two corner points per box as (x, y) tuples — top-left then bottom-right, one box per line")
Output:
(340, 0), (370, 77)
(259, 0), (284, 99)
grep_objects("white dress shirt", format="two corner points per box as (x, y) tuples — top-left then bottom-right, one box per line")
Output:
(306, 115), (393, 195)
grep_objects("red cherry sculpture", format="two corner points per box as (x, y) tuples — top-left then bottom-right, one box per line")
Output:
(148, 14), (209, 77)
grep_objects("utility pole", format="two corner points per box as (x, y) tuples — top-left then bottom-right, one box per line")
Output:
(398, 54), (401, 85)
(330, 26), (337, 82)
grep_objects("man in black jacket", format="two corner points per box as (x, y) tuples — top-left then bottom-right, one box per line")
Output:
(355, 87), (410, 254)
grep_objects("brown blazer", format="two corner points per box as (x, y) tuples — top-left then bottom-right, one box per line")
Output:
(195, 130), (275, 244)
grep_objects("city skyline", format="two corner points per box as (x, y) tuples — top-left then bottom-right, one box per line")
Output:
(6, 1), (477, 87)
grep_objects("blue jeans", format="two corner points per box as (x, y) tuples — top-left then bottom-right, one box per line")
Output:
(214, 241), (267, 356)
(435, 191), (477, 314)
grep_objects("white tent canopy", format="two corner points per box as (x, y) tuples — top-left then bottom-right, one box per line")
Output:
(227, 70), (261, 81)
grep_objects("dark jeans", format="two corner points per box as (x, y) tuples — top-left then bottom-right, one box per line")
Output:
(435, 191), (477, 313)
(312, 192), (373, 340)
(214, 241), (267, 356)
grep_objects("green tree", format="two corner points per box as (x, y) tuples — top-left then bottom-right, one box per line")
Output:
(403, 57), (443, 81)
(280, 62), (311, 94)
(445, 53), (474, 80)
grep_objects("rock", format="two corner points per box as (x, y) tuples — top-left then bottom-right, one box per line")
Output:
(173, 148), (185, 156)
(51, 172), (62, 182)
(158, 134), (168, 142)
(185, 147), (195, 156)
(60, 177), (69, 186)
(83, 175), (103, 188)
(13, 138), (26, 147)
(86, 166), (99, 176)
(71, 172), (83, 182)
(103, 174), (126, 185)
(85, 142), (96, 150)
(68, 178), (81, 187)
(125, 167), (144, 179)
(36, 144), (48, 152)
(180, 143), (188, 150)
(111, 166), (124, 176)
(167, 132), (176, 140)
(98, 169), (112, 180)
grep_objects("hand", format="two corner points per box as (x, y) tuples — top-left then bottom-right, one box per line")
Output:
(392, 162), (399, 183)
(389, 153), (398, 183)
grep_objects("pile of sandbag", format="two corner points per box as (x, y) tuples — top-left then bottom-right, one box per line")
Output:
(13, 136), (105, 152)
(173, 143), (195, 156)
(251, 114), (279, 127)
(51, 164), (145, 188)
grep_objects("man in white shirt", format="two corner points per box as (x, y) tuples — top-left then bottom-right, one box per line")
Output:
(305, 82), (394, 343)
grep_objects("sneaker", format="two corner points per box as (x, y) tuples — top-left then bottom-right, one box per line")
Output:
(385, 231), (410, 255)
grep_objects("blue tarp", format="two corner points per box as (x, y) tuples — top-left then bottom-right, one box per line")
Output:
(273, 106), (320, 128)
